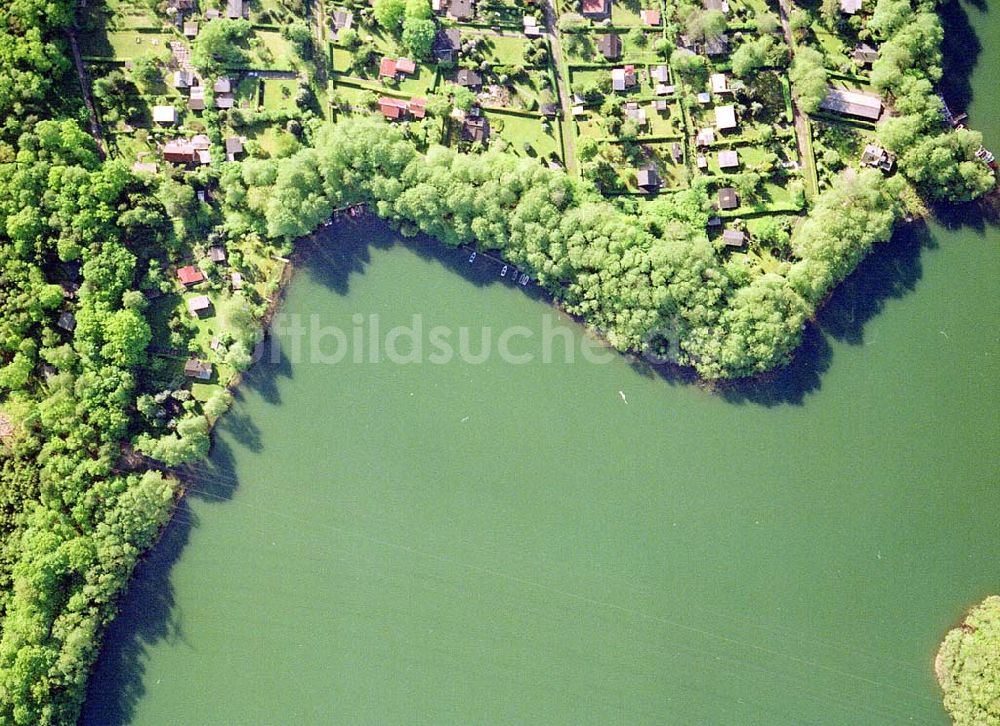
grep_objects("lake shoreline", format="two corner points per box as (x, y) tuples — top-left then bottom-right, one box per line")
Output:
(84, 192), (1000, 723)
(196, 200), (973, 421)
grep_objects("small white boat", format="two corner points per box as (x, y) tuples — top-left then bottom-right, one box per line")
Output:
(468, 251), (477, 263)
(519, 274), (528, 285)
(500, 264), (508, 277)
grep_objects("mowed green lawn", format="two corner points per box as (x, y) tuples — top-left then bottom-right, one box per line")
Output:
(262, 79), (300, 111)
(492, 112), (560, 159)
(80, 29), (174, 59)
(254, 30), (296, 69)
(478, 34), (531, 66)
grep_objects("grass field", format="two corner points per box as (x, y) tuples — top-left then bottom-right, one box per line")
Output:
(80, 29), (174, 59)
(574, 114), (607, 140)
(261, 79), (300, 111)
(610, 2), (643, 27)
(620, 32), (661, 63)
(644, 103), (681, 137)
(394, 65), (438, 96)
(253, 30), (296, 69)
(568, 67), (606, 91)
(331, 46), (354, 73)
(509, 71), (555, 111)
(477, 34), (531, 66)
(491, 112), (560, 160)
(811, 23), (851, 69)
(247, 125), (301, 157)
(92, 0), (161, 29)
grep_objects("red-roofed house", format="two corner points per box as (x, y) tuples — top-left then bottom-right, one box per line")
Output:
(378, 97), (407, 119)
(379, 96), (429, 121)
(408, 97), (427, 118)
(580, 0), (609, 17)
(163, 139), (197, 164)
(641, 8), (660, 25)
(379, 57), (398, 78)
(380, 57), (416, 80)
(177, 265), (205, 286)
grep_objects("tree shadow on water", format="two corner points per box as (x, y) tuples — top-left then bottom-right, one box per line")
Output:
(238, 335), (294, 409)
(298, 217), (396, 295)
(303, 214), (550, 301)
(815, 220), (933, 346)
(403, 234), (552, 303)
(716, 221), (934, 407)
(938, 0), (984, 114)
(81, 437), (244, 725)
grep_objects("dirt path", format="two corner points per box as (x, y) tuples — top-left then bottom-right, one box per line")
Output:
(776, 0), (812, 192)
(541, 0), (577, 172)
(67, 28), (107, 158)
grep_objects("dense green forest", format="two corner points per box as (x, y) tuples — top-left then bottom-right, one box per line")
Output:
(936, 596), (1000, 724)
(0, 1), (175, 722)
(0, 0), (995, 722)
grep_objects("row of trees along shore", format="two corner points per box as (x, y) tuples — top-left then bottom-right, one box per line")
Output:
(225, 117), (912, 378)
(0, 0), (996, 722)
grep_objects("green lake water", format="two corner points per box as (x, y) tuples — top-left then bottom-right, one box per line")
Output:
(83, 3), (998, 723)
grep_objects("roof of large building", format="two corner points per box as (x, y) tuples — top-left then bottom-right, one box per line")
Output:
(177, 265), (205, 285)
(611, 66), (636, 92)
(187, 295), (212, 314)
(434, 27), (461, 58)
(715, 104), (737, 129)
(163, 139), (197, 161)
(456, 68), (482, 87)
(448, 0), (474, 20)
(409, 97), (427, 118)
(718, 187), (739, 210)
(331, 9), (353, 29)
(722, 229), (746, 247)
(852, 43), (879, 65)
(378, 96), (428, 120)
(184, 358), (213, 378)
(819, 87), (883, 120)
(379, 97), (406, 119)
(57, 311), (76, 331)
(860, 143), (895, 171)
(704, 34), (730, 55)
(380, 57), (398, 77)
(597, 33), (621, 60)
(637, 167), (660, 191)
(580, 0), (609, 16)
(461, 115), (490, 143)
(152, 105), (177, 124)
(718, 149), (739, 168)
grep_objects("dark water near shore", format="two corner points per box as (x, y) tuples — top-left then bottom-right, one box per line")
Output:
(83, 3), (998, 724)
